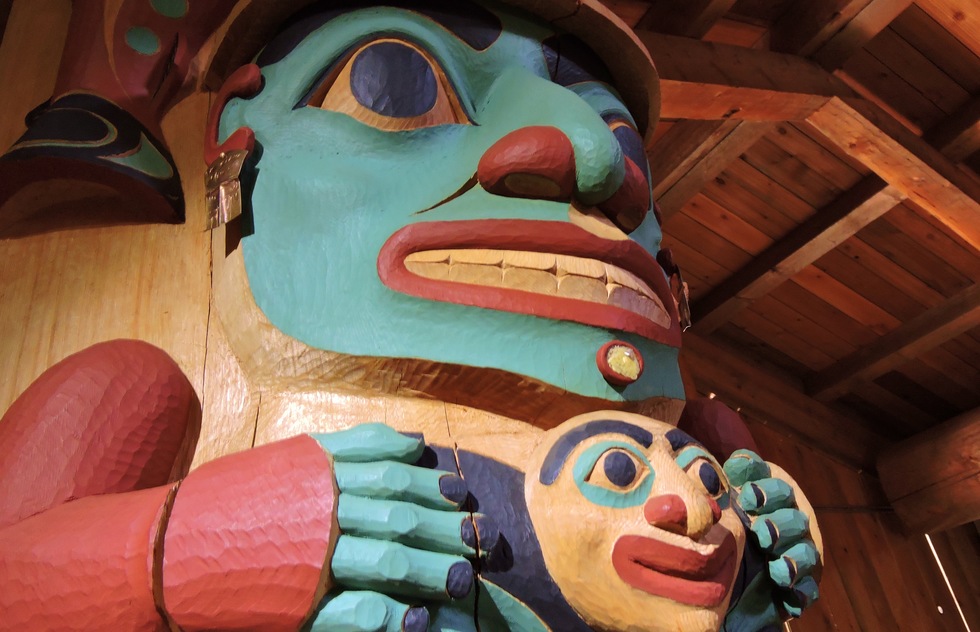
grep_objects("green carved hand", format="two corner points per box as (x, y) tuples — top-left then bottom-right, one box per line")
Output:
(307, 424), (492, 632)
(722, 450), (820, 631)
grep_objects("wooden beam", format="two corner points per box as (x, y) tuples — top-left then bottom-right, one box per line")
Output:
(807, 97), (980, 252)
(683, 333), (889, 470)
(651, 120), (771, 220)
(877, 407), (980, 533)
(807, 283), (980, 400)
(924, 94), (980, 163)
(636, 0), (737, 39)
(639, 32), (849, 120)
(812, 0), (915, 70)
(691, 175), (906, 332)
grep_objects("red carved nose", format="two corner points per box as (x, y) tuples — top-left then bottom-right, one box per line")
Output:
(477, 126), (576, 201)
(644, 494), (688, 535)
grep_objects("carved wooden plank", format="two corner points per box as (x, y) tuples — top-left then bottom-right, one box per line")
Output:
(808, 283), (980, 400)
(807, 97), (980, 253)
(692, 175), (905, 332)
(640, 33), (848, 120)
(635, 0), (737, 38)
(682, 333), (888, 470)
(877, 407), (980, 533)
(654, 121), (771, 220)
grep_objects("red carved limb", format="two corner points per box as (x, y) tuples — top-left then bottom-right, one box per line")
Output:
(0, 485), (174, 631)
(678, 397), (760, 459)
(0, 339), (199, 529)
(0, 437), (339, 631)
(162, 436), (340, 631)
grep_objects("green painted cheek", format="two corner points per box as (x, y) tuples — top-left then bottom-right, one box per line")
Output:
(572, 442), (654, 509)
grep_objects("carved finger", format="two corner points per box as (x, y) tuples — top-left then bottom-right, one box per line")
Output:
(338, 495), (498, 556)
(781, 575), (820, 617)
(723, 449), (771, 487)
(750, 507), (810, 554)
(311, 424), (424, 464)
(768, 541), (820, 589)
(310, 590), (429, 632)
(331, 535), (474, 600)
(737, 477), (795, 515)
(334, 460), (468, 510)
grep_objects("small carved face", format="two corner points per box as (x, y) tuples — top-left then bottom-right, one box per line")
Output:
(217, 1), (682, 405)
(526, 412), (746, 632)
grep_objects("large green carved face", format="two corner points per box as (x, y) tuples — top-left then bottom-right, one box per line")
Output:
(219, 1), (683, 405)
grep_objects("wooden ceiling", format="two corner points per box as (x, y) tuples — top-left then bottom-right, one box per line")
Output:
(598, 0), (980, 473)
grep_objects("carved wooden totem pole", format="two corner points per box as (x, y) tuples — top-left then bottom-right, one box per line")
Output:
(0, 1), (823, 631)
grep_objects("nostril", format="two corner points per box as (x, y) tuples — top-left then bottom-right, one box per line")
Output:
(644, 493), (688, 535)
(599, 157), (649, 233)
(478, 126), (575, 201)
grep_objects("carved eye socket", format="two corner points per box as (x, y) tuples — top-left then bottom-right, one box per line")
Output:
(587, 448), (648, 492)
(303, 38), (469, 130)
(684, 456), (727, 500)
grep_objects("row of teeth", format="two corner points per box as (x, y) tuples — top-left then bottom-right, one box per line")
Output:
(404, 249), (670, 328)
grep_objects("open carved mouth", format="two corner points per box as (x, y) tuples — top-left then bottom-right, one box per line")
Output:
(611, 533), (739, 607)
(378, 220), (681, 347)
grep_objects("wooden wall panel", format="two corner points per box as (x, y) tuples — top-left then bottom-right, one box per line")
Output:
(745, 416), (969, 632)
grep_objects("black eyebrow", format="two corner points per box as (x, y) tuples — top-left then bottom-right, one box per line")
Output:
(539, 420), (653, 485)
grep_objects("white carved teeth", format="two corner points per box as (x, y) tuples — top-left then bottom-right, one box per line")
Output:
(404, 249), (670, 329)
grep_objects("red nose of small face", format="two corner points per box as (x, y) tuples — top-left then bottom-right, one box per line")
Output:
(644, 493), (723, 538)
(644, 493), (689, 535)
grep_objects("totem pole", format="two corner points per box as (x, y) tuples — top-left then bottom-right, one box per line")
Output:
(0, 1), (822, 631)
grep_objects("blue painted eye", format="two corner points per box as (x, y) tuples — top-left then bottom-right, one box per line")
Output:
(302, 38), (468, 130)
(350, 42), (437, 117)
(699, 461), (721, 495)
(603, 450), (637, 487)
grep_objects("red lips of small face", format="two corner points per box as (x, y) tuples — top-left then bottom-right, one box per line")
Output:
(611, 533), (739, 607)
(377, 219), (681, 348)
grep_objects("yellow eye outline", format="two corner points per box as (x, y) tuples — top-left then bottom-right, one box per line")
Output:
(306, 37), (469, 131)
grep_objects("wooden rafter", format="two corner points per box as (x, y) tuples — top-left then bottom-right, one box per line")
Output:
(640, 33), (848, 121)
(770, 0), (913, 68)
(635, 0), (736, 38)
(924, 94), (980, 162)
(650, 120), (771, 220)
(691, 175), (907, 333)
(807, 97), (980, 253)
(682, 333), (888, 470)
(811, 0), (915, 69)
(807, 284), (980, 401)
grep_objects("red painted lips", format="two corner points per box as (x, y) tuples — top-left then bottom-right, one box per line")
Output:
(611, 533), (739, 607)
(377, 219), (681, 348)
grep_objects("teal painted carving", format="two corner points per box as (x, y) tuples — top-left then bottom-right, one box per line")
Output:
(217, 1), (683, 409)
(722, 450), (821, 631)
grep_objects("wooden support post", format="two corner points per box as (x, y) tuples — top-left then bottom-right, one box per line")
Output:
(877, 407), (980, 533)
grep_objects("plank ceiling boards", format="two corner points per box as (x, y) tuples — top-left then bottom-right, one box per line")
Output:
(624, 1), (980, 628)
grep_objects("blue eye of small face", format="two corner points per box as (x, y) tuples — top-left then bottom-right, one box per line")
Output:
(603, 450), (637, 487)
(699, 461), (721, 495)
